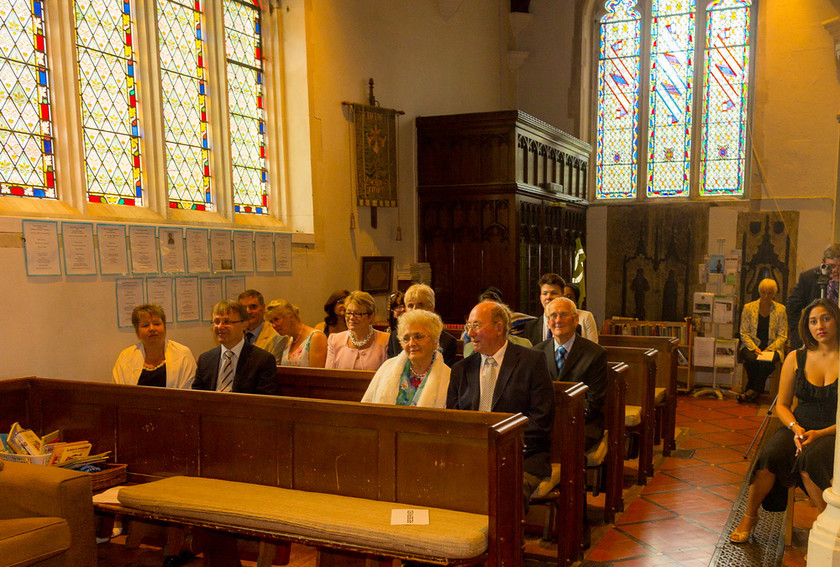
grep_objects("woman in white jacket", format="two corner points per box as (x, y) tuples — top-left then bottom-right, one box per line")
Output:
(113, 304), (196, 389)
(362, 309), (450, 408)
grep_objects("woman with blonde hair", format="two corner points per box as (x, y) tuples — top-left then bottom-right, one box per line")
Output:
(325, 290), (389, 370)
(737, 278), (787, 403)
(265, 299), (327, 368)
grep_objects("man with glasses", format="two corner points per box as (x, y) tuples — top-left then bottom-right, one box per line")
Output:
(447, 300), (554, 507)
(238, 289), (288, 365)
(535, 297), (607, 451)
(192, 300), (278, 394)
(787, 243), (840, 349)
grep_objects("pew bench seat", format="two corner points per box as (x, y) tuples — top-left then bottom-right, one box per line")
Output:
(625, 405), (642, 427)
(654, 387), (666, 404)
(117, 476), (489, 563)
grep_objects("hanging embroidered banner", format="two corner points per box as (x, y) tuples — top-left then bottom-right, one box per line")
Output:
(352, 103), (398, 207)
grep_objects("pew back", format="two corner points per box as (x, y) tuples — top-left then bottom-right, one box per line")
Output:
(275, 366), (373, 401)
(0, 377), (527, 567)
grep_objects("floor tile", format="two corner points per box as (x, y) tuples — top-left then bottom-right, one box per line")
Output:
(638, 472), (694, 494)
(704, 483), (741, 500)
(620, 517), (720, 551)
(711, 416), (763, 431)
(694, 430), (755, 446)
(665, 464), (744, 487)
(684, 421), (727, 434)
(587, 528), (655, 562)
(612, 554), (679, 566)
(616, 497), (677, 525)
(659, 456), (707, 470)
(644, 487), (732, 516)
(691, 446), (748, 465)
(684, 509), (732, 532)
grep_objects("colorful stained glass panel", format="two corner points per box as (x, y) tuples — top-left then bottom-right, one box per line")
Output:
(0, 0), (55, 198)
(75, 0), (141, 205)
(159, 0), (211, 210)
(225, 0), (267, 214)
(596, 0), (641, 200)
(646, 0), (694, 198)
(699, 0), (750, 196)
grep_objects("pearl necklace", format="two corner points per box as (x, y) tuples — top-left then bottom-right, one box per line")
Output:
(349, 326), (374, 348)
(409, 352), (436, 379)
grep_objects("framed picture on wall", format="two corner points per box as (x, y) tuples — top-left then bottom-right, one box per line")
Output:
(360, 256), (393, 294)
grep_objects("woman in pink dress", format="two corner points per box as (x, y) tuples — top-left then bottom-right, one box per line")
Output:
(325, 291), (389, 371)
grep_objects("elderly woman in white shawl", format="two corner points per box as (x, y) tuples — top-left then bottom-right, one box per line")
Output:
(362, 309), (450, 407)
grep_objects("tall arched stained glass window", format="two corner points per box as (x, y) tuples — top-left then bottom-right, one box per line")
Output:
(0, 0), (55, 199)
(594, 0), (754, 201)
(225, 0), (267, 215)
(159, 0), (211, 210)
(700, 0), (751, 196)
(75, 0), (142, 205)
(595, 0), (641, 199)
(646, 0), (694, 198)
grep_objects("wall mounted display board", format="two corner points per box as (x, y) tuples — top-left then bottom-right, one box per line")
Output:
(116, 278), (145, 327)
(200, 277), (224, 321)
(159, 227), (186, 273)
(254, 232), (274, 273)
(185, 229), (210, 273)
(233, 231), (255, 273)
(146, 277), (174, 319)
(128, 226), (159, 274)
(225, 276), (246, 299)
(210, 230), (233, 272)
(61, 222), (96, 276)
(175, 277), (200, 322)
(275, 233), (292, 274)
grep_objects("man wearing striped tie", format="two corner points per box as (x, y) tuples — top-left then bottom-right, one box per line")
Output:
(446, 300), (554, 508)
(192, 300), (278, 395)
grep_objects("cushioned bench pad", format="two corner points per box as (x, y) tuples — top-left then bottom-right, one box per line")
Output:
(118, 476), (488, 560)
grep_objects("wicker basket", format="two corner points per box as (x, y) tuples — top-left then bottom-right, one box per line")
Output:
(89, 463), (128, 492)
(0, 452), (51, 465)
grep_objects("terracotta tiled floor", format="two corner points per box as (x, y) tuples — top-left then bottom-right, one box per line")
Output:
(584, 395), (815, 567)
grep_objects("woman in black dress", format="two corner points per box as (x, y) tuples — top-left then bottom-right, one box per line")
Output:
(730, 298), (839, 543)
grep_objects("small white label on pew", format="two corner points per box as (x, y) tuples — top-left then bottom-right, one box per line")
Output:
(391, 509), (429, 525)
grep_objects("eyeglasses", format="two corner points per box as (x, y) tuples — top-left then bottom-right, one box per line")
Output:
(212, 319), (244, 327)
(400, 333), (430, 344)
(464, 321), (492, 332)
(345, 311), (371, 318)
(547, 312), (575, 321)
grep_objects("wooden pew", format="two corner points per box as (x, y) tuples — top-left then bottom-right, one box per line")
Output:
(527, 381), (587, 566)
(0, 377), (527, 567)
(601, 347), (657, 485)
(597, 363), (628, 523)
(600, 335), (679, 456)
(275, 366), (373, 401)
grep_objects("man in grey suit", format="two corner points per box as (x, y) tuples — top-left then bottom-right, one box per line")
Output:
(447, 300), (555, 504)
(192, 300), (278, 395)
(535, 297), (607, 450)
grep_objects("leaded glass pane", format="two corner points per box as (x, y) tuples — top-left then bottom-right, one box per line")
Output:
(159, 0), (211, 210)
(646, 0), (694, 198)
(596, 0), (641, 200)
(225, 0), (267, 214)
(699, 0), (750, 196)
(0, 0), (55, 198)
(75, 0), (142, 205)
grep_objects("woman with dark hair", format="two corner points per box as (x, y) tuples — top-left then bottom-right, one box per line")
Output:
(113, 304), (196, 388)
(388, 290), (405, 332)
(730, 298), (839, 543)
(314, 289), (350, 338)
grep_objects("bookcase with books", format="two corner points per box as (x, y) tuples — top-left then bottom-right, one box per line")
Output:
(601, 317), (695, 391)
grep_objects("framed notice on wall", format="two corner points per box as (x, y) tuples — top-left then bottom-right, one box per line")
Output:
(360, 256), (393, 294)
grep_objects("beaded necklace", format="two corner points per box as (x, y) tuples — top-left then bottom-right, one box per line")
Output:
(349, 326), (374, 348)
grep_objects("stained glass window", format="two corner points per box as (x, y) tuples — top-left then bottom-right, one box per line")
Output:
(596, 0), (641, 200)
(646, 0), (694, 198)
(699, 0), (751, 196)
(159, 0), (211, 210)
(75, 0), (142, 206)
(225, 0), (267, 214)
(0, 0), (55, 198)
(595, 0), (753, 200)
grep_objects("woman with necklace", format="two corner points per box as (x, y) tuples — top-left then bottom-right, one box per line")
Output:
(362, 309), (450, 407)
(737, 278), (787, 403)
(325, 291), (389, 370)
(730, 299), (839, 543)
(113, 304), (196, 388)
(265, 299), (327, 367)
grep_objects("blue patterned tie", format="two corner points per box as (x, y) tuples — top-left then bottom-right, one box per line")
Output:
(555, 345), (567, 374)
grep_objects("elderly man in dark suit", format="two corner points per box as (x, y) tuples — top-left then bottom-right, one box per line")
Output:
(447, 300), (555, 504)
(535, 297), (607, 451)
(192, 300), (278, 395)
(522, 273), (567, 345)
